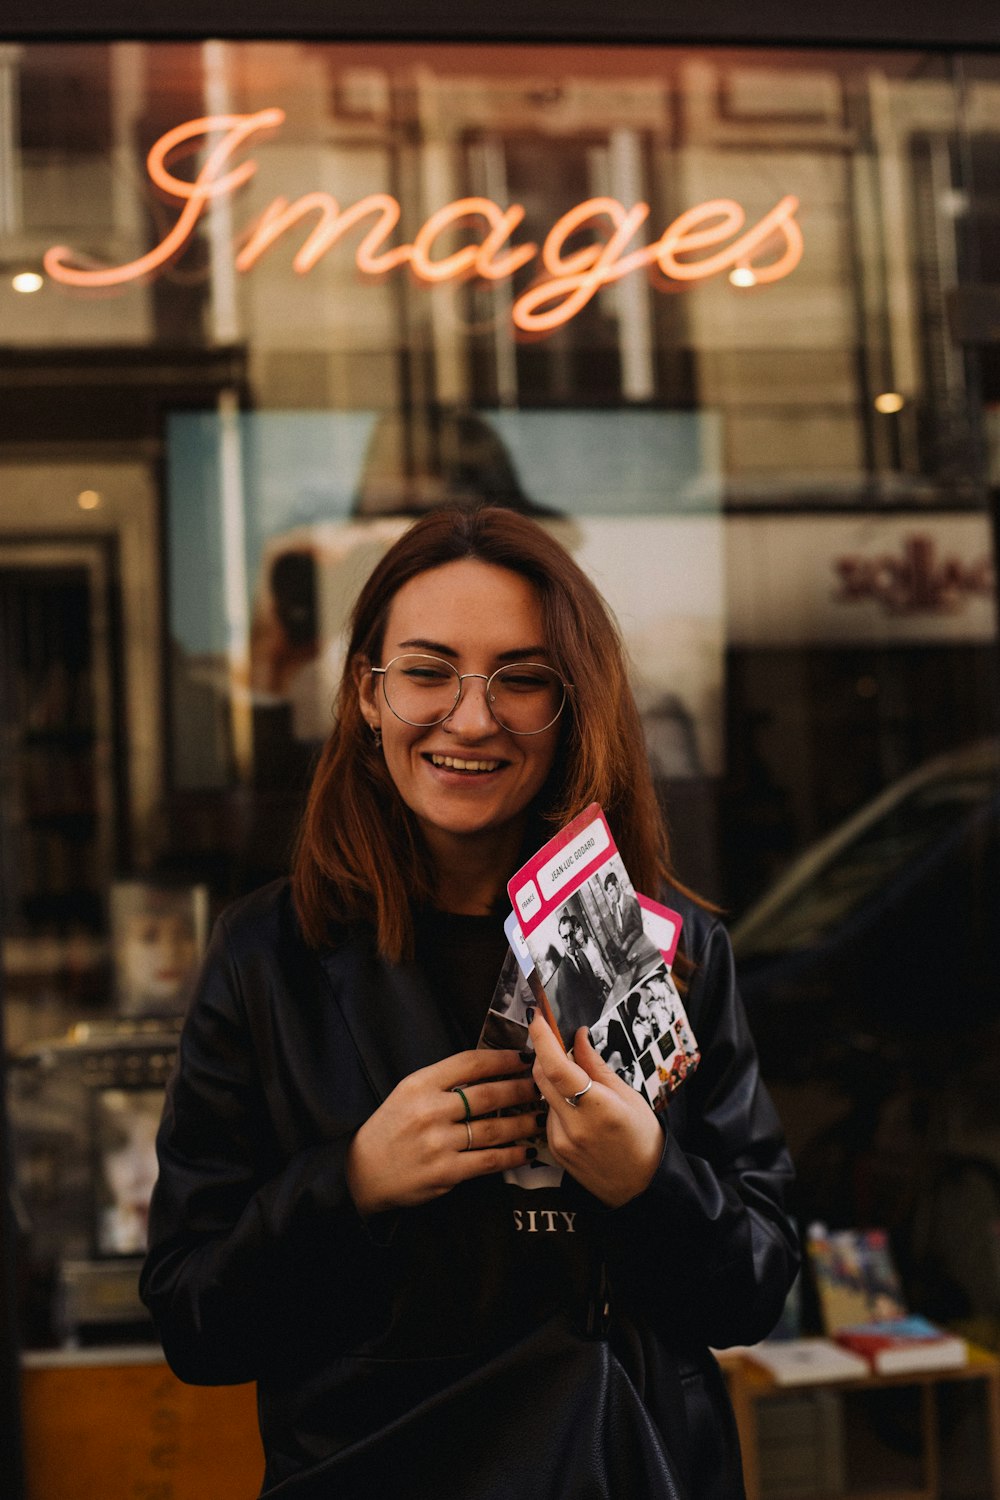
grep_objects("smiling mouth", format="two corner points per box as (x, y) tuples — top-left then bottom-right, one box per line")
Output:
(428, 753), (503, 773)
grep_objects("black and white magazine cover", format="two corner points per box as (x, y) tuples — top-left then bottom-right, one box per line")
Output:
(497, 804), (699, 1113)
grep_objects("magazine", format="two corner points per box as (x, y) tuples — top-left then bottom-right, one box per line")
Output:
(498, 803), (699, 1112)
(475, 915), (546, 1054)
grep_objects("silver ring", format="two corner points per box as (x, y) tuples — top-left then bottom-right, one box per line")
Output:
(564, 1078), (593, 1108)
(463, 1119), (473, 1151)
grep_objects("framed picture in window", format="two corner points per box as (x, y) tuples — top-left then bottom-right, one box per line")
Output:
(92, 1085), (163, 1257)
(110, 881), (209, 1019)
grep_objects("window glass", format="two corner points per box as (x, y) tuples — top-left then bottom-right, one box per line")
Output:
(3, 40), (999, 1351)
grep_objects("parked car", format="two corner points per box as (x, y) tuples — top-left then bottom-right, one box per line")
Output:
(732, 739), (1000, 1083)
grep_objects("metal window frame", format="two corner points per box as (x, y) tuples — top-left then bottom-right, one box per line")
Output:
(0, 1), (999, 48)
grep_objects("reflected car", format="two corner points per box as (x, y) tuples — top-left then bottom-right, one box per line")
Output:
(731, 739), (1000, 1082)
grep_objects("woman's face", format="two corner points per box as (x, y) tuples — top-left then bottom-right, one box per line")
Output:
(123, 913), (197, 1002)
(359, 558), (562, 862)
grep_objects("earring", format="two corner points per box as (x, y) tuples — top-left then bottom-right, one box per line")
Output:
(371, 724), (382, 749)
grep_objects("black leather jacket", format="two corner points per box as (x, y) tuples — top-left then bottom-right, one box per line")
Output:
(140, 880), (799, 1499)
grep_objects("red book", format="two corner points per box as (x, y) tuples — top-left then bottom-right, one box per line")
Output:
(835, 1316), (968, 1375)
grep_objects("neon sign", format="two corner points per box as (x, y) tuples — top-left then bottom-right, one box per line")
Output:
(43, 108), (803, 335)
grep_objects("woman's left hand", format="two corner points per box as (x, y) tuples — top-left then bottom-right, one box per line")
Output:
(529, 1014), (664, 1207)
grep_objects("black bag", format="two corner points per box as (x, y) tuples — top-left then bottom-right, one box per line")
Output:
(261, 1315), (689, 1500)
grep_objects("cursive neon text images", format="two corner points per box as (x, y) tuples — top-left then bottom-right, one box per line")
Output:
(43, 109), (804, 336)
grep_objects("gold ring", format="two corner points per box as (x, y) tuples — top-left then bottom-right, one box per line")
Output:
(463, 1119), (473, 1151)
(453, 1086), (472, 1122)
(564, 1078), (593, 1109)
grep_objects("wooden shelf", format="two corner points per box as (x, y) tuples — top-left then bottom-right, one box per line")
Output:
(718, 1345), (1000, 1500)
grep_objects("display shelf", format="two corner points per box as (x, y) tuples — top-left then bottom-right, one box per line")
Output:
(719, 1346), (1000, 1500)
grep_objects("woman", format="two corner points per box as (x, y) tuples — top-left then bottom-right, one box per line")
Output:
(141, 506), (799, 1499)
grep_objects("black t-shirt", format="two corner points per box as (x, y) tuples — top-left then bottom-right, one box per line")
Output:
(408, 904), (599, 1344)
(412, 905), (510, 1047)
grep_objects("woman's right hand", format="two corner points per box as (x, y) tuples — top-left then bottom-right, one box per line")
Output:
(345, 1049), (542, 1217)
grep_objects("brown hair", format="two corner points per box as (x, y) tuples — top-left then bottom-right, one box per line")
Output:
(293, 506), (697, 959)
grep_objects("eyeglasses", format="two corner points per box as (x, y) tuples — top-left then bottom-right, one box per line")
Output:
(371, 654), (571, 735)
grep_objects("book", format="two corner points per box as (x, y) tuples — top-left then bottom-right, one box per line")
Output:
(806, 1224), (968, 1376)
(743, 1337), (870, 1386)
(806, 1223), (907, 1333)
(834, 1315), (968, 1375)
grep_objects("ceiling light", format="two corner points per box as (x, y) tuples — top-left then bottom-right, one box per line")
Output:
(874, 392), (905, 414)
(12, 271), (44, 294)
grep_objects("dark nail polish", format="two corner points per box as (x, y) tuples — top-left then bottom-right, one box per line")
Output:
(536, 1112), (548, 1129)
(525, 1146), (538, 1160)
(519, 1049), (534, 1063)
(525, 1006), (535, 1024)
(586, 1029), (595, 1047)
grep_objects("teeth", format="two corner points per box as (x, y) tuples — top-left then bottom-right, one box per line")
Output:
(431, 754), (501, 772)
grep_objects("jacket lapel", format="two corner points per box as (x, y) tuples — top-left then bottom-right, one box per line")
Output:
(316, 932), (458, 1104)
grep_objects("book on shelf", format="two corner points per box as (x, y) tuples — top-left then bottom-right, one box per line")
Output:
(806, 1223), (968, 1375)
(743, 1337), (870, 1386)
(806, 1223), (907, 1332)
(834, 1315), (968, 1375)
